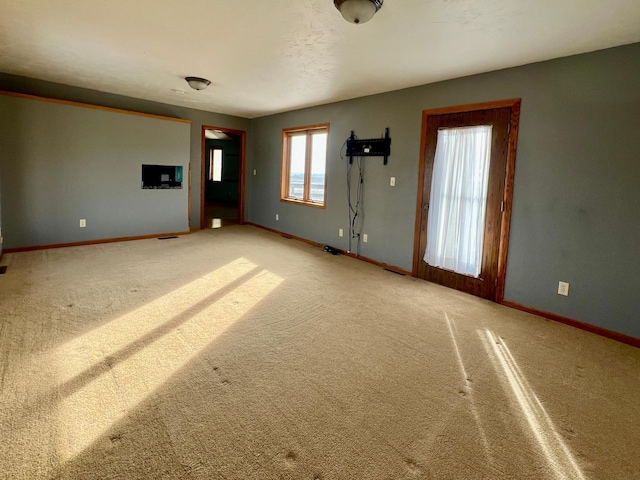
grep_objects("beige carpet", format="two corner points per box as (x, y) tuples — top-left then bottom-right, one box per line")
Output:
(1, 225), (639, 479)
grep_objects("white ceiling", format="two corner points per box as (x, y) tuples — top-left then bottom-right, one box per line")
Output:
(1, 0), (639, 119)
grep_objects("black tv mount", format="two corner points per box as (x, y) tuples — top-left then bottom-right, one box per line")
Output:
(346, 128), (391, 165)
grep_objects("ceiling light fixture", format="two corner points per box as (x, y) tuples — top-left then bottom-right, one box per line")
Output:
(185, 76), (211, 91)
(334, 0), (383, 24)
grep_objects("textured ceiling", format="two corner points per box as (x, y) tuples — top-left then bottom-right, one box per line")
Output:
(1, 0), (639, 118)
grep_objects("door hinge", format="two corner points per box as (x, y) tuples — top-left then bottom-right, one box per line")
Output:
(508, 122), (512, 134)
(501, 201), (505, 212)
(495, 278), (499, 286)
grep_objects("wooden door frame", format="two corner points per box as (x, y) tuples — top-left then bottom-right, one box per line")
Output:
(200, 125), (247, 229)
(412, 99), (521, 302)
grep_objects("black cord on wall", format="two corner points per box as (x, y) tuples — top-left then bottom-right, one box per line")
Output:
(344, 136), (364, 256)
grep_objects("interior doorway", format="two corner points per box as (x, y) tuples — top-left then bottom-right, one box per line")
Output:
(200, 126), (246, 229)
(412, 99), (520, 301)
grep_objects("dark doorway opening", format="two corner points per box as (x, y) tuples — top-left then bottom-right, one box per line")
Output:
(200, 126), (246, 229)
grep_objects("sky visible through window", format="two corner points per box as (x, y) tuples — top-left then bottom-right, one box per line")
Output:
(290, 133), (327, 175)
(311, 133), (327, 175)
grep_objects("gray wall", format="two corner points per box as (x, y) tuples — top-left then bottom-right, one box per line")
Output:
(247, 43), (640, 338)
(0, 73), (251, 230)
(0, 94), (192, 247)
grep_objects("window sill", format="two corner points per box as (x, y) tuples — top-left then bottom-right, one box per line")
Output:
(280, 197), (326, 209)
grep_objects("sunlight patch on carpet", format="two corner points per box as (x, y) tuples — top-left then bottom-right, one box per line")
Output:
(444, 313), (494, 466)
(53, 260), (283, 461)
(52, 258), (257, 384)
(480, 329), (586, 480)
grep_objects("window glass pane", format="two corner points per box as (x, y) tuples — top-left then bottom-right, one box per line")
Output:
(211, 148), (222, 182)
(288, 135), (306, 198)
(310, 132), (327, 203)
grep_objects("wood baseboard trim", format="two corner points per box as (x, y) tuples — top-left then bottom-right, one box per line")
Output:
(246, 223), (411, 276)
(336, 250), (412, 276)
(3, 231), (191, 253)
(190, 227), (202, 232)
(500, 299), (640, 348)
(246, 223), (324, 248)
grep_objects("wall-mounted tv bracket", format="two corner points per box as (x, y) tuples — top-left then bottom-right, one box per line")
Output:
(346, 128), (391, 165)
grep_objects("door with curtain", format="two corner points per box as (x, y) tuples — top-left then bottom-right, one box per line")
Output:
(414, 102), (518, 301)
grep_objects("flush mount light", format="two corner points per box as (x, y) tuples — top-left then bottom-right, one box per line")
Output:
(185, 76), (211, 91)
(334, 0), (383, 24)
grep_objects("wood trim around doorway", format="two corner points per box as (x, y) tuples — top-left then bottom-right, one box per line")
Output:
(199, 125), (247, 229)
(412, 98), (521, 303)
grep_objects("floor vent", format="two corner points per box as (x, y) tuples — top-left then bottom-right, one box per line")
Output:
(0, 266), (7, 274)
(158, 236), (178, 240)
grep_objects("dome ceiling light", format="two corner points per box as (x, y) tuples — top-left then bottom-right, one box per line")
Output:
(334, 0), (383, 24)
(185, 77), (211, 91)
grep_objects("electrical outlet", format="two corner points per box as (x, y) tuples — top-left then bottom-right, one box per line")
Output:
(0, 237), (3, 244)
(558, 281), (569, 296)
(390, 177), (396, 187)
(363, 233), (368, 243)
(275, 214), (279, 221)
(339, 228), (344, 237)
(79, 219), (86, 228)
(253, 169), (257, 176)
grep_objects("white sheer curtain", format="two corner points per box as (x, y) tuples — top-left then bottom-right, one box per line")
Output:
(424, 125), (493, 278)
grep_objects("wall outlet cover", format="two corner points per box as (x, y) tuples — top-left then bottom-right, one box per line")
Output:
(558, 281), (569, 296)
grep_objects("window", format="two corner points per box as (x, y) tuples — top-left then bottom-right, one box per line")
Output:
(209, 147), (222, 182)
(281, 124), (329, 207)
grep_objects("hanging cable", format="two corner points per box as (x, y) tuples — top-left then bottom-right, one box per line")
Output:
(355, 156), (363, 255)
(341, 138), (355, 254)
(345, 136), (364, 256)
